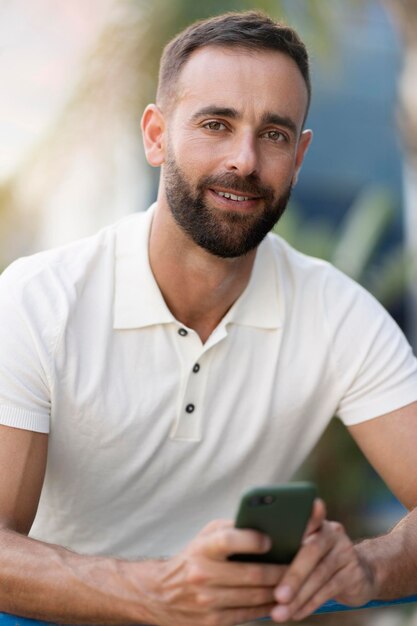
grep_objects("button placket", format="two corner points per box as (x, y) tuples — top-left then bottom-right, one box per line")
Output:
(170, 326), (204, 440)
(171, 325), (226, 441)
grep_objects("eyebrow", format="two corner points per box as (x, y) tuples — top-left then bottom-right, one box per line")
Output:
(190, 106), (298, 136)
(190, 106), (240, 121)
(260, 112), (298, 136)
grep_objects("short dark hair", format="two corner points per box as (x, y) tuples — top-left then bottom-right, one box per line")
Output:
(157, 11), (311, 115)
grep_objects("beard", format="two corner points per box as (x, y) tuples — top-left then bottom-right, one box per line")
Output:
(163, 151), (292, 258)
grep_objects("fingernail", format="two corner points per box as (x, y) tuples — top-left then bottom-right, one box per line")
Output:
(275, 584), (292, 602)
(272, 606), (289, 622)
(274, 585), (293, 603)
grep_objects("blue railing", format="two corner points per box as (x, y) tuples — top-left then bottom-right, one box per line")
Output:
(2, 596), (417, 625)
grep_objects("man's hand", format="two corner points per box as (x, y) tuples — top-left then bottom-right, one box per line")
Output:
(144, 520), (284, 626)
(270, 499), (377, 622)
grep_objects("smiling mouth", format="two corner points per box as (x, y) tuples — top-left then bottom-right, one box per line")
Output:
(211, 189), (260, 202)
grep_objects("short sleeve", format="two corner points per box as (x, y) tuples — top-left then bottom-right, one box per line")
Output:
(325, 271), (417, 425)
(0, 261), (54, 433)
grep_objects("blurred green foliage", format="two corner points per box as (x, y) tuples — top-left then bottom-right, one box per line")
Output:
(276, 186), (407, 309)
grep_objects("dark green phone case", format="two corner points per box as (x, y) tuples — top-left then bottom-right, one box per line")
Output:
(230, 482), (317, 564)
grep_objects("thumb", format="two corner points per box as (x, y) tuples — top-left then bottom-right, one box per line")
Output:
(303, 498), (326, 539)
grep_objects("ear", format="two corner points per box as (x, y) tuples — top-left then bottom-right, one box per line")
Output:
(292, 129), (313, 186)
(141, 104), (166, 167)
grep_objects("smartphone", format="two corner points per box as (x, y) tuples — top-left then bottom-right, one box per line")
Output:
(229, 482), (317, 564)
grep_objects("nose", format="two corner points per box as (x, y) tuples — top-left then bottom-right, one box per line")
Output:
(224, 131), (258, 177)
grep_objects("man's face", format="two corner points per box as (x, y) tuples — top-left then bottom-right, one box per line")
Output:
(163, 145), (292, 258)
(157, 46), (311, 257)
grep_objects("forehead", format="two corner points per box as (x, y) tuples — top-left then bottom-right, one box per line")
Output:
(174, 46), (309, 130)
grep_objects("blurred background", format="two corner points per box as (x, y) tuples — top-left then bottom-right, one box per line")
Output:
(1, 1), (417, 622)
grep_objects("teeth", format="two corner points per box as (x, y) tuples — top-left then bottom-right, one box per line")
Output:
(217, 191), (250, 202)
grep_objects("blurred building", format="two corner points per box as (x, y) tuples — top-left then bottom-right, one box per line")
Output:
(296, 3), (402, 220)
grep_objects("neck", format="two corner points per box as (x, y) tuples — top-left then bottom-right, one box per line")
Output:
(149, 201), (257, 343)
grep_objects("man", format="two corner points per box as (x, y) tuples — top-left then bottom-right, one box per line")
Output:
(0, 10), (417, 626)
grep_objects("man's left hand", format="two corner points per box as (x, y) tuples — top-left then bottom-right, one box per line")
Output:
(271, 499), (377, 622)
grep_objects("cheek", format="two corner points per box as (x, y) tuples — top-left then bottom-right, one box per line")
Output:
(176, 138), (221, 176)
(175, 125), (226, 160)
(183, 136), (223, 160)
(261, 153), (296, 189)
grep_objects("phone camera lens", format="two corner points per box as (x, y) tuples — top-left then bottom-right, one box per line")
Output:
(249, 496), (262, 507)
(262, 495), (275, 505)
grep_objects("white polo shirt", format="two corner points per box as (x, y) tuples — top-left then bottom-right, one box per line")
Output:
(0, 205), (416, 558)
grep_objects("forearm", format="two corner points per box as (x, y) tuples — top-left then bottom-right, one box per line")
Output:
(356, 507), (417, 601)
(0, 522), (287, 626)
(0, 527), (161, 624)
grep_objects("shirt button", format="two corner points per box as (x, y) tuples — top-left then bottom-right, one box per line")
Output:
(185, 403), (195, 413)
(178, 328), (188, 336)
(193, 363), (200, 373)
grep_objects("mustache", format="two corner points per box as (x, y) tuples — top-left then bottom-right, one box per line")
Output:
(197, 173), (274, 199)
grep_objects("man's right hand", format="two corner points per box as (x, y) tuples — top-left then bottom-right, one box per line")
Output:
(140, 520), (284, 626)
(0, 423), (280, 626)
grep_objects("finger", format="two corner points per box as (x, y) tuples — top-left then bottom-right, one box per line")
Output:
(273, 540), (351, 620)
(220, 561), (285, 588)
(303, 498), (326, 538)
(274, 520), (342, 604)
(187, 557), (285, 588)
(198, 519), (234, 536)
(221, 602), (276, 626)
(290, 564), (361, 621)
(195, 584), (276, 610)
(198, 526), (272, 561)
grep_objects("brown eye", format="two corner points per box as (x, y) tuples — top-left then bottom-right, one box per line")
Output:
(204, 121), (226, 131)
(264, 130), (286, 142)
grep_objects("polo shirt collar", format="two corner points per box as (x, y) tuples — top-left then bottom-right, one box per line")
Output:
(223, 233), (283, 329)
(113, 204), (282, 330)
(114, 205), (175, 329)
